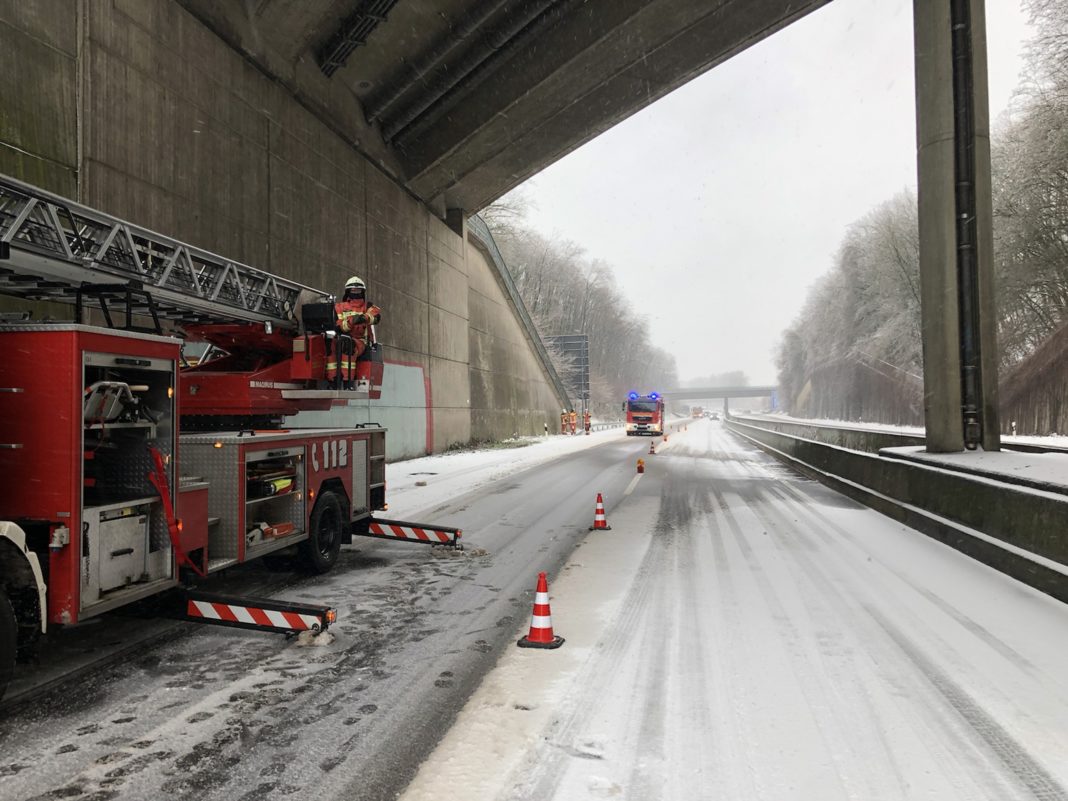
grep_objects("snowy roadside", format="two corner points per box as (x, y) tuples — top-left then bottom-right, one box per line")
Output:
(397, 484), (660, 801)
(740, 411), (1068, 449)
(384, 427), (627, 519)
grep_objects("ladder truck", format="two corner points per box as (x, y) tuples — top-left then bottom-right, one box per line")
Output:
(0, 174), (460, 700)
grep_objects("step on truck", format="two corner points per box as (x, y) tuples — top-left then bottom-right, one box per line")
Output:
(0, 174), (460, 701)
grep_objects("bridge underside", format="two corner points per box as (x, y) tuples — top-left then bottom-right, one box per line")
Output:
(176, 0), (829, 215)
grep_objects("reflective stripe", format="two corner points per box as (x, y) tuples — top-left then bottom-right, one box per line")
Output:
(231, 605), (256, 625)
(530, 615), (553, 628)
(535, 592), (550, 605)
(190, 600), (220, 619)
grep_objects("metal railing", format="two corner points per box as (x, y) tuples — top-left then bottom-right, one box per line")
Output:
(466, 214), (572, 409)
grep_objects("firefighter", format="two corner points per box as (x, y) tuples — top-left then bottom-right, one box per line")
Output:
(328, 276), (382, 386)
(560, 409), (568, 435)
(584, 409), (591, 435)
(569, 409), (578, 435)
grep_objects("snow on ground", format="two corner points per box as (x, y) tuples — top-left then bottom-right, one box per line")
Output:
(747, 411), (1068, 449)
(400, 419), (1068, 801)
(385, 427), (627, 519)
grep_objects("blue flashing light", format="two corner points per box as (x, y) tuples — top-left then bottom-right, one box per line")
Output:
(628, 391), (639, 401)
(649, 392), (660, 400)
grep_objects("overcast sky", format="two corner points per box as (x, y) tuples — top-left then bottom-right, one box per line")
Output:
(505, 0), (1034, 385)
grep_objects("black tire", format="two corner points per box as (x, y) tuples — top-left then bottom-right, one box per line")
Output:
(0, 588), (17, 703)
(299, 490), (345, 574)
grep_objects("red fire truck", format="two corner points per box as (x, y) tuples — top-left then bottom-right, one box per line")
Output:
(623, 392), (665, 436)
(0, 174), (459, 700)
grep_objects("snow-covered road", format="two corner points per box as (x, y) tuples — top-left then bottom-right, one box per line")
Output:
(402, 419), (1068, 801)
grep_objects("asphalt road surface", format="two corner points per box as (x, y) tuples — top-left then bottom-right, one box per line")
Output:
(0, 430), (653, 801)
(4, 421), (1067, 801)
(403, 420), (1068, 801)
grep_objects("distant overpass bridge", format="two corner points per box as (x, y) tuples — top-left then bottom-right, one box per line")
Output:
(662, 386), (777, 401)
(662, 385), (778, 413)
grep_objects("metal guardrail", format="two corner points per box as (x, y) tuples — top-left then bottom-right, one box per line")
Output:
(0, 173), (326, 326)
(730, 413), (1068, 456)
(725, 415), (1068, 603)
(466, 214), (572, 410)
(591, 421), (624, 431)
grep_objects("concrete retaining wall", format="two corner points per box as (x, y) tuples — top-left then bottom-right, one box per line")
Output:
(727, 418), (1068, 602)
(287, 361), (429, 462)
(730, 415), (924, 453)
(0, 0), (567, 452)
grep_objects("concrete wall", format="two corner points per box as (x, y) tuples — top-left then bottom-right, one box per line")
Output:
(287, 361), (429, 462)
(0, 0), (566, 453)
(466, 239), (567, 440)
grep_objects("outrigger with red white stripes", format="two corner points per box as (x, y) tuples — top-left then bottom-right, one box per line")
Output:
(0, 174), (464, 698)
(358, 518), (463, 549)
(172, 590), (337, 635)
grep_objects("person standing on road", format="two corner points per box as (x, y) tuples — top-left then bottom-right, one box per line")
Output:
(569, 409), (578, 435)
(328, 276), (382, 386)
(584, 409), (591, 435)
(560, 409), (568, 435)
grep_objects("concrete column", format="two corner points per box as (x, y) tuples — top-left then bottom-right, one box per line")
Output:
(913, 0), (1000, 452)
(969, 1), (1002, 452)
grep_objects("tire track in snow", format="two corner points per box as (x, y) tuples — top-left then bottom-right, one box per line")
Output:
(501, 511), (669, 801)
(867, 605), (1068, 801)
(753, 479), (1068, 800)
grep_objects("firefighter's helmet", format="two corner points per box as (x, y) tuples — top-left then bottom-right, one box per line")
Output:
(344, 276), (366, 299)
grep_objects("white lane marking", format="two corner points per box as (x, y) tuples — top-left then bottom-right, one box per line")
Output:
(624, 473), (643, 497)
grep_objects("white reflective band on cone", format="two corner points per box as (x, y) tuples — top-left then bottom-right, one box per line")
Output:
(530, 615), (553, 628)
(535, 592), (550, 604)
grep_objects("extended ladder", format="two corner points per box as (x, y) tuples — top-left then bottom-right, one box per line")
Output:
(0, 173), (327, 327)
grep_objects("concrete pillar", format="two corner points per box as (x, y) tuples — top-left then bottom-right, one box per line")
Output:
(913, 0), (1000, 452)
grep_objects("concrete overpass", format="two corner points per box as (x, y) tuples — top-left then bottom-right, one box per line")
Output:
(663, 385), (777, 401)
(169, 0), (830, 215)
(1, 0), (1002, 454)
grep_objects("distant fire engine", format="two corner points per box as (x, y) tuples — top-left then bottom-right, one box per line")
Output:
(623, 392), (665, 436)
(0, 174), (459, 700)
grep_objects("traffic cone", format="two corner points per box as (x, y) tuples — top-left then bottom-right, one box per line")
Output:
(517, 572), (564, 649)
(589, 493), (612, 530)
(649, 441), (656, 454)
(637, 458), (645, 473)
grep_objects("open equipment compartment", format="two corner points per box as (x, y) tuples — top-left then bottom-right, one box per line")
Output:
(243, 444), (306, 557)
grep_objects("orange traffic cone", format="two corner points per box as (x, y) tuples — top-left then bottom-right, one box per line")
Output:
(517, 572), (564, 649)
(637, 458), (645, 473)
(589, 492), (612, 530)
(648, 441), (656, 454)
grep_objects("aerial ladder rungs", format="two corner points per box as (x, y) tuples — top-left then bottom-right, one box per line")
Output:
(0, 173), (325, 326)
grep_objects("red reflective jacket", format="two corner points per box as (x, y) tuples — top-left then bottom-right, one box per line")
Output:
(335, 298), (382, 341)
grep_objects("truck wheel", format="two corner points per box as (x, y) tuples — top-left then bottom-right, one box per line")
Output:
(0, 589), (16, 703)
(300, 491), (344, 574)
